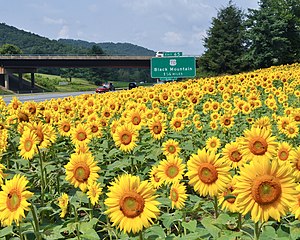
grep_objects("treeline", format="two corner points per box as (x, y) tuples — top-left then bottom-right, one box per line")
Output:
(199, 0), (300, 76)
(0, 23), (154, 83)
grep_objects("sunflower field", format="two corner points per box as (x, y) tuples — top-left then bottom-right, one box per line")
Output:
(0, 63), (300, 240)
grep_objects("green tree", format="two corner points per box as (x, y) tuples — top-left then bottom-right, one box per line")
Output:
(0, 43), (23, 54)
(245, 0), (300, 69)
(199, 1), (247, 75)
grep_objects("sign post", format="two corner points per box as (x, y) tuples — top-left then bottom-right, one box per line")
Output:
(151, 57), (196, 80)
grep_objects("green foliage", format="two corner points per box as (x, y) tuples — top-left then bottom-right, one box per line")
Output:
(244, 0), (300, 69)
(0, 43), (23, 54)
(200, 1), (247, 75)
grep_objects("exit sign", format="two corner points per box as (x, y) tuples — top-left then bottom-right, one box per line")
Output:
(163, 52), (183, 57)
(151, 57), (196, 79)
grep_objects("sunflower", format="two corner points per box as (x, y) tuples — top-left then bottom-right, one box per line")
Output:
(57, 193), (69, 218)
(88, 120), (103, 138)
(219, 114), (234, 129)
(157, 156), (185, 185)
(57, 118), (73, 137)
(253, 116), (272, 130)
(239, 126), (277, 162)
(276, 142), (293, 164)
(27, 122), (57, 149)
(221, 141), (247, 169)
(284, 122), (299, 138)
(126, 109), (145, 130)
(149, 166), (163, 189)
(290, 185), (300, 220)
(186, 148), (231, 197)
(19, 129), (39, 160)
(290, 147), (300, 181)
(148, 116), (167, 140)
(0, 174), (33, 226)
(71, 123), (92, 146)
(218, 178), (239, 213)
(104, 174), (160, 234)
(233, 160), (298, 223)
(170, 117), (185, 132)
(162, 139), (181, 157)
(277, 116), (294, 134)
(206, 136), (221, 153)
(169, 181), (188, 209)
(113, 123), (139, 152)
(87, 182), (102, 206)
(65, 153), (100, 192)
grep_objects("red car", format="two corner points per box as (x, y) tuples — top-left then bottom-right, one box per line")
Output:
(95, 85), (109, 93)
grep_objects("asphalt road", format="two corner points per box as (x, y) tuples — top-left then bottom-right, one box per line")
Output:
(1, 91), (95, 104)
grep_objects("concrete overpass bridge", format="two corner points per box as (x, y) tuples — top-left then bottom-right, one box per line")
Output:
(0, 55), (152, 90)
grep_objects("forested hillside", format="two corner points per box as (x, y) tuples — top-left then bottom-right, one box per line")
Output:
(0, 23), (155, 56)
(0, 23), (154, 83)
(58, 39), (155, 56)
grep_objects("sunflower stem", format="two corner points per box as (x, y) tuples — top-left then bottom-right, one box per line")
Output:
(72, 204), (80, 239)
(213, 196), (219, 218)
(237, 213), (242, 229)
(139, 231), (143, 240)
(18, 223), (24, 240)
(89, 200), (93, 220)
(37, 147), (45, 208)
(254, 221), (260, 240)
(30, 204), (42, 240)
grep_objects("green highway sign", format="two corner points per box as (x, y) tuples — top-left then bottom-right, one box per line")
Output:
(163, 52), (183, 57)
(151, 57), (196, 79)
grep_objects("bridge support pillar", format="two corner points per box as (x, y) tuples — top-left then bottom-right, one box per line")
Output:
(31, 73), (35, 88)
(18, 73), (23, 90)
(4, 74), (9, 89)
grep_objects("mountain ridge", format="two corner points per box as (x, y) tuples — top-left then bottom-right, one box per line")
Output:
(0, 23), (155, 56)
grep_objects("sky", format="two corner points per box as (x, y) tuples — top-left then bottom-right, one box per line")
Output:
(1, 0), (259, 55)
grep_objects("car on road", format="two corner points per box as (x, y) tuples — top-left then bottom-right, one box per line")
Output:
(128, 82), (137, 90)
(95, 82), (115, 93)
(95, 85), (110, 93)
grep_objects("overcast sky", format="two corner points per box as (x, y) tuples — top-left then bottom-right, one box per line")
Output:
(1, 0), (259, 55)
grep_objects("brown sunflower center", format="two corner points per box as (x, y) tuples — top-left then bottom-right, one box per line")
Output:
(91, 125), (98, 133)
(74, 165), (90, 182)
(18, 112), (29, 122)
(132, 116), (141, 125)
(295, 116), (300, 122)
(170, 188), (179, 202)
(166, 165), (179, 178)
(119, 192), (145, 218)
(174, 121), (181, 128)
(249, 137), (268, 155)
(251, 175), (282, 205)
(153, 122), (162, 134)
(288, 127), (295, 134)
(210, 141), (217, 148)
(104, 111), (110, 118)
(167, 145), (176, 154)
(278, 150), (289, 161)
(120, 131), (132, 145)
(24, 138), (34, 151)
(223, 187), (236, 204)
(63, 124), (71, 132)
(224, 118), (231, 126)
(77, 131), (87, 141)
(7, 190), (21, 211)
(198, 163), (218, 184)
(229, 150), (242, 162)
